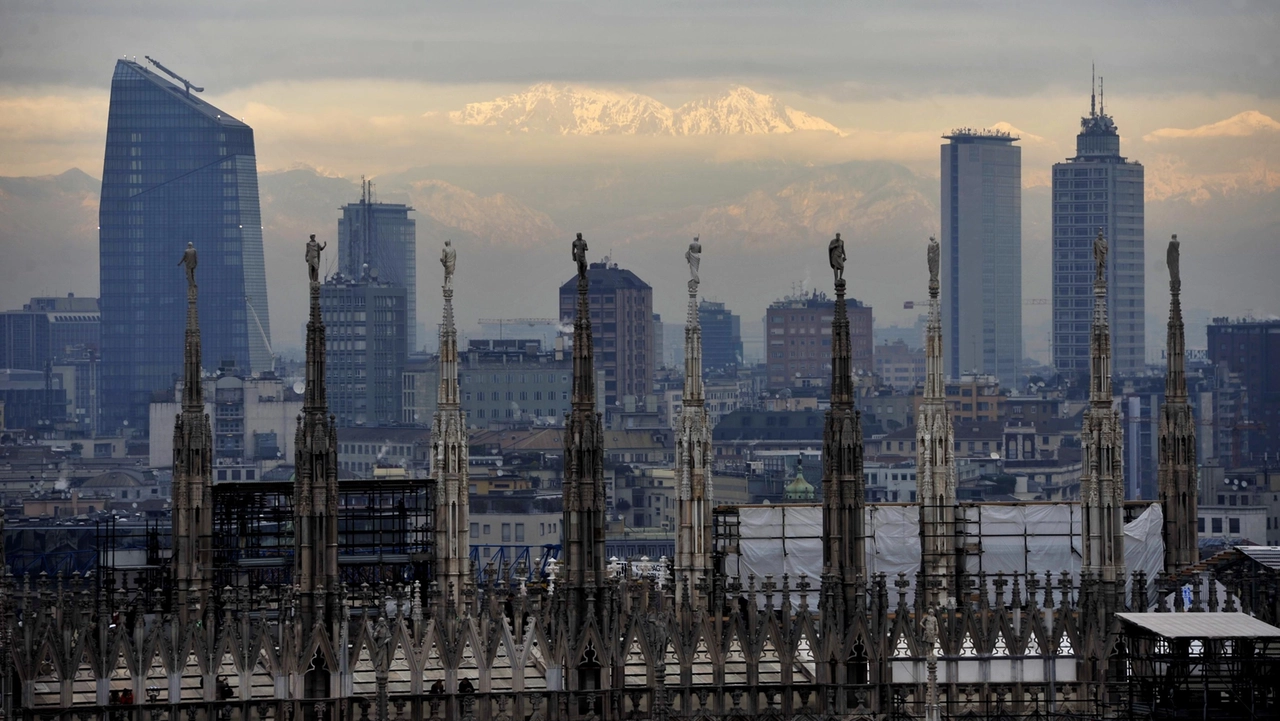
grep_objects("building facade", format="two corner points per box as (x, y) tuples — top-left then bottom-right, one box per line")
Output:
(557, 261), (654, 412)
(941, 129), (1023, 388)
(1052, 78), (1145, 377)
(698, 299), (742, 371)
(459, 339), (571, 426)
(320, 275), (407, 427)
(99, 59), (271, 434)
(874, 338), (926, 390)
(337, 180), (417, 351)
(765, 290), (872, 390)
(0, 295), (100, 371)
(1207, 317), (1280, 460)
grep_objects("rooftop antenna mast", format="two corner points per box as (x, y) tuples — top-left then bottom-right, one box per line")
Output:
(144, 56), (204, 97)
(1099, 76), (1105, 116)
(1090, 63), (1096, 117)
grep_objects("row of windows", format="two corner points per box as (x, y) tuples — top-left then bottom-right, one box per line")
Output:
(465, 390), (567, 402)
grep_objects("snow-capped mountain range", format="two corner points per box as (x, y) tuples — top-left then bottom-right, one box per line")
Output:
(448, 84), (844, 136)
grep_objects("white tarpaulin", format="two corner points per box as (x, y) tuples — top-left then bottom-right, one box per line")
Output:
(724, 502), (1165, 604)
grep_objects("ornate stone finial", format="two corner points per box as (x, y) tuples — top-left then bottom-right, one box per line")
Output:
(572, 232), (588, 280)
(306, 234), (327, 285)
(178, 242), (198, 291)
(1167, 234), (1180, 293)
(927, 236), (939, 294)
(441, 240), (456, 290)
(1093, 228), (1107, 287)
(828, 232), (846, 286)
(686, 237), (702, 293)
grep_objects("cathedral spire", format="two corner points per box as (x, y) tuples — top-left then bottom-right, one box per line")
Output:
(1081, 229), (1125, 606)
(820, 233), (867, 627)
(917, 237), (957, 609)
(562, 233), (608, 628)
(675, 238), (712, 608)
(1159, 235), (1198, 574)
(172, 242), (212, 601)
(431, 240), (472, 610)
(295, 235), (339, 626)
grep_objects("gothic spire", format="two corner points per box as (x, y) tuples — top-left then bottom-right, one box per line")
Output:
(431, 240), (471, 610)
(295, 235), (339, 623)
(172, 243), (212, 602)
(1159, 235), (1197, 574)
(917, 236), (957, 609)
(562, 233), (608, 629)
(820, 232), (867, 627)
(675, 238), (712, 608)
(1081, 229), (1125, 608)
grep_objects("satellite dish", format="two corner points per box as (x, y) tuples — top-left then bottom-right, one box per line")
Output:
(990, 452), (1000, 460)
(293, 381), (305, 394)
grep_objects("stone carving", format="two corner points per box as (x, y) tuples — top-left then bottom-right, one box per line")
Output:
(829, 233), (846, 284)
(572, 233), (588, 279)
(927, 236), (939, 288)
(686, 237), (702, 292)
(1167, 234), (1180, 292)
(441, 240), (456, 290)
(178, 242), (198, 289)
(1093, 230), (1107, 286)
(306, 234), (327, 284)
(921, 607), (939, 660)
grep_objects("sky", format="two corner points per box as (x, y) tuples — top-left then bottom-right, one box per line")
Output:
(1, 0), (1278, 362)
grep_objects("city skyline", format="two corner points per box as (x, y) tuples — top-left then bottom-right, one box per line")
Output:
(0, 3), (1277, 373)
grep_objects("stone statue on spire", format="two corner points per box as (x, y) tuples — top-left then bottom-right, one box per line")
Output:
(1093, 229), (1108, 285)
(1167, 234), (1180, 292)
(441, 240), (456, 290)
(927, 236), (939, 290)
(572, 233), (589, 280)
(686, 237), (701, 292)
(306, 234), (326, 284)
(829, 233), (846, 285)
(178, 242), (198, 290)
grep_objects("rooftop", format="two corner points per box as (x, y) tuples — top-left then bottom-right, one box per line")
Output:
(1116, 612), (1280, 639)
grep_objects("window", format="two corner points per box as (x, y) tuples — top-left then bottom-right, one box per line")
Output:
(502, 523), (511, 542)
(515, 523), (525, 542)
(1229, 518), (1240, 534)
(1212, 518), (1223, 533)
(470, 523), (479, 539)
(1198, 517), (1205, 533)
(483, 524), (491, 535)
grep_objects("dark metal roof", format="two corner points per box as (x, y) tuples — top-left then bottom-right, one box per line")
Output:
(1116, 612), (1280, 639)
(1238, 546), (1280, 570)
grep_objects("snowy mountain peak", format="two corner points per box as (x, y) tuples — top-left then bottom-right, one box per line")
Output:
(448, 84), (843, 136)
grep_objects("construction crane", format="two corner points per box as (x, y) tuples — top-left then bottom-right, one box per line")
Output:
(903, 298), (1048, 309)
(245, 296), (277, 373)
(143, 56), (204, 97)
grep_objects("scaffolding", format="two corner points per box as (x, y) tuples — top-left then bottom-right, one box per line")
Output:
(1115, 612), (1280, 719)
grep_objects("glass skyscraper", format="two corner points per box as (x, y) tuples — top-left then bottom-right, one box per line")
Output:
(337, 180), (417, 352)
(1051, 81), (1145, 378)
(940, 129), (1022, 389)
(99, 59), (271, 433)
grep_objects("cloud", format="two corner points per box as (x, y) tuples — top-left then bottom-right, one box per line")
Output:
(988, 121), (1045, 143)
(1144, 110), (1280, 141)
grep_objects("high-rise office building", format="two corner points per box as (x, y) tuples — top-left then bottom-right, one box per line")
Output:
(337, 181), (417, 352)
(1207, 317), (1280, 461)
(557, 261), (654, 411)
(698, 299), (743, 371)
(765, 290), (872, 390)
(321, 275), (407, 427)
(1052, 76), (1145, 377)
(98, 59), (270, 433)
(0, 295), (100, 371)
(940, 129), (1022, 388)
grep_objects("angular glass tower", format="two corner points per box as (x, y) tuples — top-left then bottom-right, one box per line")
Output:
(1052, 77), (1144, 378)
(99, 59), (271, 433)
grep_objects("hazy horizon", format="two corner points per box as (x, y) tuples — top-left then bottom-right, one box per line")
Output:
(2, 1), (1278, 369)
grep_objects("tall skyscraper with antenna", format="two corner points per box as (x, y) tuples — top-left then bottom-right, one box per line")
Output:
(1052, 70), (1145, 378)
(337, 179), (417, 352)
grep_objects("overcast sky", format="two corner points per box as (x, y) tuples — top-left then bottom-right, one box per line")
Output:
(1, 1), (1278, 355)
